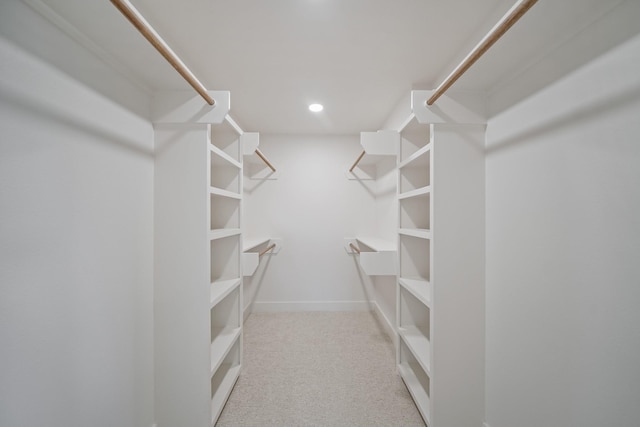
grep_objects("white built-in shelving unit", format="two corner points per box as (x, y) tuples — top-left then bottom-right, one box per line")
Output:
(208, 119), (243, 425)
(346, 130), (399, 277)
(394, 96), (485, 426)
(396, 117), (433, 423)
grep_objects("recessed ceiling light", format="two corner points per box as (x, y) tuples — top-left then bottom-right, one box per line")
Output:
(309, 103), (323, 112)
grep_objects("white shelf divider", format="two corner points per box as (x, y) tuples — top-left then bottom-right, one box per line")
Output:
(398, 363), (432, 426)
(398, 143), (432, 169)
(209, 186), (242, 200)
(210, 278), (241, 308)
(399, 228), (431, 240)
(399, 326), (431, 376)
(210, 328), (241, 376)
(398, 186), (431, 200)
(210, 363), (241, 426)
(399, 277), (432, 307)
(209, 143), (242, 169)
(209, 228), (241, 241)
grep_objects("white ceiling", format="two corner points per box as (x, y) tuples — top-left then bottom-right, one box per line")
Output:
(40, 0), (636, 134)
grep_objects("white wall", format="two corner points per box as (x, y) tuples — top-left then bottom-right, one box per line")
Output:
(485, 33), (640, 427)
(243, 134), (381, 312)
(0, 6), (155, 427)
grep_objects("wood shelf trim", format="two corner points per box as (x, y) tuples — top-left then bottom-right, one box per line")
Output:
(110, 0), (215, 106)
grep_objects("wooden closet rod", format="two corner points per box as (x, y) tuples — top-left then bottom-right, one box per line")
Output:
(427, 0), (538, 106)
(255, 149), (277, 173)
(259, 243), (276, 257)
(111, 0), (215, 106)
(349, 243), (361, 254)
(349, 151), (366, 172)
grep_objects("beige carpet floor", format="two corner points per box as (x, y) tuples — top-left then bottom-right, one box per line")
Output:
(216, 311), (426, 426)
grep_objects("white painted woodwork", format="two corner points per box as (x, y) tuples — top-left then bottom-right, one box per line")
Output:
(242, 252), (260, 277)
(349, 237), (398, 277)
(154, 123), (211, 427)
(396, 115), (485, 426)
(241, 132), (260, 155)
(360, 130), (400, 156)
(208, 121), (244, 425)
(240, 132), (280, 180)
(153, 118), (243, 427)
(347, 130), (399, 180)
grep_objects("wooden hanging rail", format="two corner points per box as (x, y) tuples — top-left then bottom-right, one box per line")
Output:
(259, 243), (276, 257)
(349, 243), (361, 254)
(427, 0), (538, 106)
(255, 149), (277, 173)
(110, 0), (215, 106)
(349, 151), (366, 172)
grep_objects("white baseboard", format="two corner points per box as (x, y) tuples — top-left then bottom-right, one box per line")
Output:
(372, 301), (397, 343)
(251, 300), (374, 312)
(243, 302), (252, 322)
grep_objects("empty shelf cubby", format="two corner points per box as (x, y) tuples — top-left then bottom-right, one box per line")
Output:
(210, 194), (240, 230)
(399, 234), (430, 282)
(210, 235), (240, 283)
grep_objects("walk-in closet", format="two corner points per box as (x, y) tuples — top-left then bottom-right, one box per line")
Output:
(2, 0), (640, 426)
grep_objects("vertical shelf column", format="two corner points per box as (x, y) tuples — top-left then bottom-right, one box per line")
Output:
(396, 117), (433, 425)
(153, 91), (235, 427)
(208, 120), (243, 426)
(395, 117), (486, 427)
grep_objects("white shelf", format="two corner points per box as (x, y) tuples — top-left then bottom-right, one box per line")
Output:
(348, 236), (397, 276)
(209, 186), (242, 200)
(210, 327), (241, 376)
(398, 363), (431, 426)
(399, 277), (431, 307)
(210, 278), (241, 308)
(243, 237), (271, 252)
(399, 326), (431, 376)
(209, 143), (242, 169)
(210, 363), (241, 427)
(399, 228), (431, 239)
(398, 185), (431, 200)
(209, 228), (241, 241)
(355, 236), (396, 252)
(398, 143), (431, 169)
